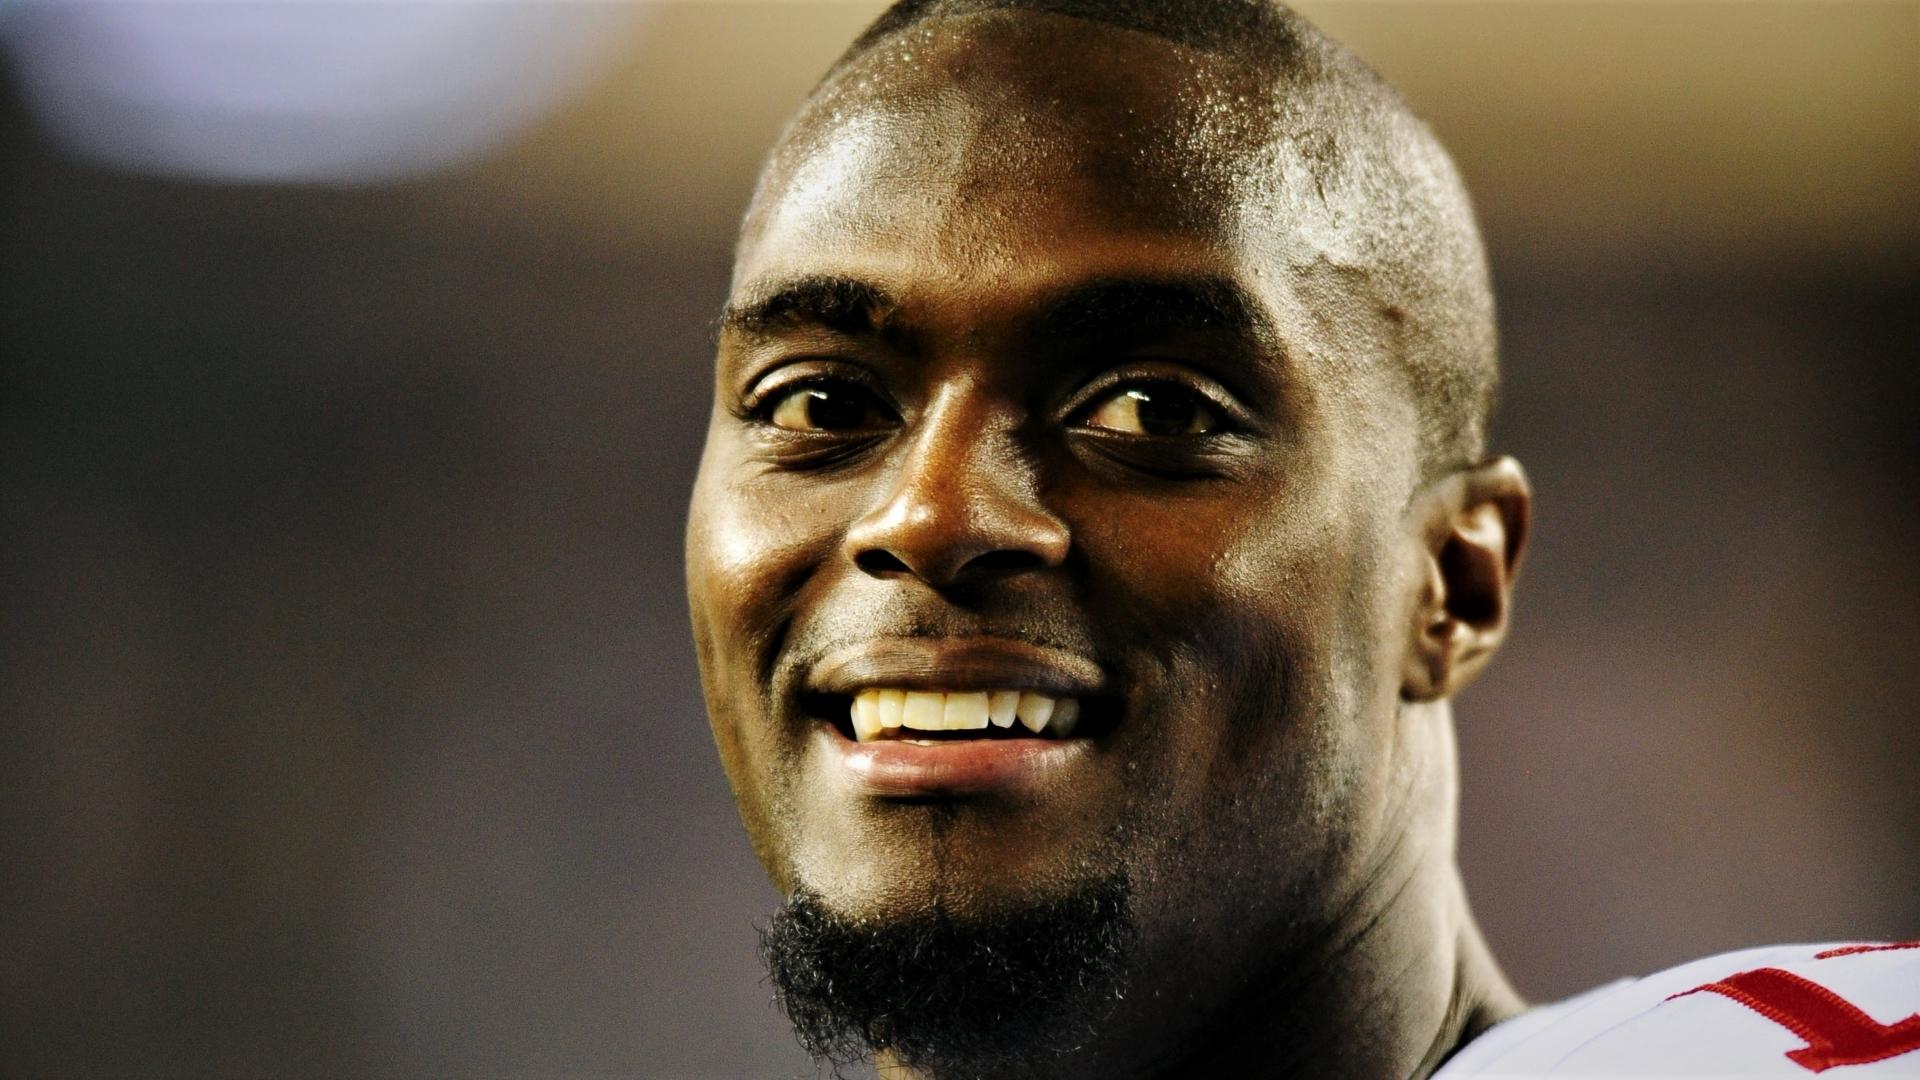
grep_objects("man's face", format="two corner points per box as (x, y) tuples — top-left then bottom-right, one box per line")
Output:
(688, 15), (1430, 978)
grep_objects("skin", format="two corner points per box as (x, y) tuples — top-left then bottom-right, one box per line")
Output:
(687, 12), (1532, 1078)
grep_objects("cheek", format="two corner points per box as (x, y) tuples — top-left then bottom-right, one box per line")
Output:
(1068, 488), (1349, 795)
(1066, 480), (1400, 895)
(1069, 482), (1360, 684)
(688, 467), (844, 661)
(686, 464), (849, 884)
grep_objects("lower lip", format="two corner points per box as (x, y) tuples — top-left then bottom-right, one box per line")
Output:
(821, 724), (1090, 796)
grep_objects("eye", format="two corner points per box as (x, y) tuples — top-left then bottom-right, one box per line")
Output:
(1080, 382), (1222, 436)
(764, 380), (892, 432)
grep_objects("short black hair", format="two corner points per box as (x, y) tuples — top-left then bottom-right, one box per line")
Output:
(840, 0), (1307, 70)
(798, 0), (1500, 477)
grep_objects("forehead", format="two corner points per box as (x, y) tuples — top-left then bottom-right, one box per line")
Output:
(739, 13), (1311, 289)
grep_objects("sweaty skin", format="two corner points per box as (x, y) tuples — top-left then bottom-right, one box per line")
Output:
(688, 11), (1531, 1078)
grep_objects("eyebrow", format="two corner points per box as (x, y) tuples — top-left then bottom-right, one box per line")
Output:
(719, 275), (897, 338)
(719, 271), (1280, 355)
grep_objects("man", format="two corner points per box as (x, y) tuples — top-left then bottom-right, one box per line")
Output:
(685, 2), (1919, 1076)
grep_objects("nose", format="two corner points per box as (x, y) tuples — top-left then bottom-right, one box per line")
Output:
(843, 393), (1069, 589)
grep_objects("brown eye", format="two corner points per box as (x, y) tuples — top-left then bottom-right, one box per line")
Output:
(766, 383), (890, 432)
(1083, 384), (1220, 436)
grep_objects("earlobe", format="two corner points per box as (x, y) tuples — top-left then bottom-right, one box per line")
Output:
(1402, 457), (1531, 701)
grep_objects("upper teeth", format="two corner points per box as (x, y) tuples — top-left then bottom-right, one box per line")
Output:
(849, 689), (1081, 742)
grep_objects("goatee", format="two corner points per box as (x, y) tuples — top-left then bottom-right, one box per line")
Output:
(761, 876), (1137, 1078)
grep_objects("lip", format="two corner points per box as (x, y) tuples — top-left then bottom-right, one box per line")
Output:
(805, 636), (1108, 797)
(819, 721), (1092, 797)
(807, 635), (1107, 697)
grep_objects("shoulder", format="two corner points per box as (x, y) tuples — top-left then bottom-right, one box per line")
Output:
(1436, 940), (1920, 1078)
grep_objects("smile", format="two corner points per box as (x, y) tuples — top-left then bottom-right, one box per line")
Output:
(804, 637), (1112, 795)
(846, 689), (1081, 741)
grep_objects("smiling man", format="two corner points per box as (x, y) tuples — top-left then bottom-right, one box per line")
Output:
(685, 3), (1916, 1078)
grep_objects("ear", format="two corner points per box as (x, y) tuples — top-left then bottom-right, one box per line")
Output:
(1402, 456), (1531, 701)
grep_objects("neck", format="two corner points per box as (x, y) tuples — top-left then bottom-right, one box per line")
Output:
(1167, 868), (1522, 1080)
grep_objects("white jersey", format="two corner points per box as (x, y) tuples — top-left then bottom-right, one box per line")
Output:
(1437, 941), (1920, 1078)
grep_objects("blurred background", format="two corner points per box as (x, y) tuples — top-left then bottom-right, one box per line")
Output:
(0, 3), (1913, 1077)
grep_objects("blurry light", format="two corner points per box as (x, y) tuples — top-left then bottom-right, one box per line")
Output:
(0, 2), (649, 184)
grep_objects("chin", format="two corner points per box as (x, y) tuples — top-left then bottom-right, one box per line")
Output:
(761, 876), (1139, 1075)
(785, 840), (1107, 928)
(779, 781), (1142, 926)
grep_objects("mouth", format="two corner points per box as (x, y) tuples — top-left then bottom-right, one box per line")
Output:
(801, 637), (1117, 796)
(804, 635), (1115, 742)
(806, 688), (1108, 743)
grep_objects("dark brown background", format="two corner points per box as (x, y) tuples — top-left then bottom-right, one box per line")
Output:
(1, 4), (1914, 1077)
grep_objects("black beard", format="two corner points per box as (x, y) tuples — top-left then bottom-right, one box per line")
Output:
(761, 877), (1136, 1078)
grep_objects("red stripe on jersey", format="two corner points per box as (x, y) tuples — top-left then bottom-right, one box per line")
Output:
(1670, 967), (1920, 1073)
(1814, 941), (1920, 961)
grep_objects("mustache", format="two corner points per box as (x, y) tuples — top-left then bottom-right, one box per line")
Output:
(772, 590), (1101, 690)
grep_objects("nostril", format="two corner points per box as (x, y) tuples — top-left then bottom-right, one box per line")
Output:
(852, 546), (1048, 583)
(968, 549), (1045, 574)
(854, 549), (913, 576)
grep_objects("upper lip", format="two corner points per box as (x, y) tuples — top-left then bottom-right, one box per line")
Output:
(807, 636), (1108, 698)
